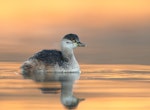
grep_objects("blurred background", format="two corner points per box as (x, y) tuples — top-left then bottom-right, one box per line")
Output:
(0, 0), (150, 64)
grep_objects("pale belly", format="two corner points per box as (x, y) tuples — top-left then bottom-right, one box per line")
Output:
(52, 64), (81, 73)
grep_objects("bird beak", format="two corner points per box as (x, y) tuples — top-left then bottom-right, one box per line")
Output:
(77, 42), (86, 47)
(78, 98), (85, 101)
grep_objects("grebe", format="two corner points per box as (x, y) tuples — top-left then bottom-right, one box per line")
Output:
(21, 34), (86, 75)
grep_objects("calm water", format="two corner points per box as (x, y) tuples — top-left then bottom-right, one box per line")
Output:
(0, 62), (150, 110)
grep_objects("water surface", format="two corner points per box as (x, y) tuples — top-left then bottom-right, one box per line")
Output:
(0, 62), (150, 110)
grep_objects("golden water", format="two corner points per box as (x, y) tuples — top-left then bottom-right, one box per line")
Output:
(0, 62), (150, 110)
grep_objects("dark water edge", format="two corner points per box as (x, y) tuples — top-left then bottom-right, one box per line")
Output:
(0, 62), (150, 110)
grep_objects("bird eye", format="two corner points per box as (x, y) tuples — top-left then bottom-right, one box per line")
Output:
(66, 42), (70, 44)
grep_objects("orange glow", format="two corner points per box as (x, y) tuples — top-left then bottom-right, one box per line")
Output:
(0, 0), (150, 33)
(0, 63), (150, 110)
(0, 0), (150, 63)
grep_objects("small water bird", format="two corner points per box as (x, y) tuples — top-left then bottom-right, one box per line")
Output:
(21, 34), (86, 75)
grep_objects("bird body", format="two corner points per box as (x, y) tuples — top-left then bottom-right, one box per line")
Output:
(21, 34), (85, 76)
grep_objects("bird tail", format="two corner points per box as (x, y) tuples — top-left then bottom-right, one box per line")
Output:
(20, 60), (34, 77)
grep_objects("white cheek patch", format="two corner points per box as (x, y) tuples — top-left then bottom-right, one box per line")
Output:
(73, 43), (78, 47)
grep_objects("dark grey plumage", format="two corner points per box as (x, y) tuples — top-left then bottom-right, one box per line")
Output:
(64, 34), (79, 42)
(30, 50), (68, 66)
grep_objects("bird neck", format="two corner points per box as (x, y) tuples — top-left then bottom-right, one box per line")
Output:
(61, 48), (75, 61)
(61, 47), (80, 71)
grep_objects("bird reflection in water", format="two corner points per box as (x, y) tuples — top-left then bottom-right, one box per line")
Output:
(22, 71), (85, 109)
(20, 34), (86, 109)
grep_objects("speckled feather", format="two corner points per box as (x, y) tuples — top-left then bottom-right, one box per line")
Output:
(30, 34), (79, 66)
(31, 50), (68, 66)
